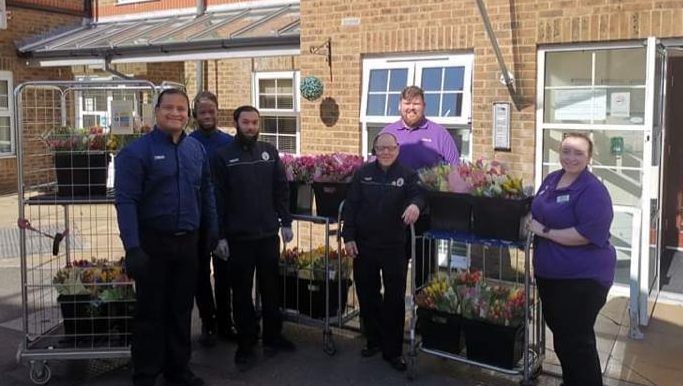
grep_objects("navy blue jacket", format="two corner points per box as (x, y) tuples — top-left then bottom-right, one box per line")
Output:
(189, 128), (233, 158)
(115, 127), (218, 250)
(211, 138), (291, 240)
(342, 160), (426, 248)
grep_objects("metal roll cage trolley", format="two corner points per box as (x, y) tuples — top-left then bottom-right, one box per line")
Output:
(14, 80), (159, 384)
(406, 227), (545, 385)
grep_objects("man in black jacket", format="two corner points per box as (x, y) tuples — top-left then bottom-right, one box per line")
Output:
(341, 133), (425, 372)
(211, 105), (295, 368)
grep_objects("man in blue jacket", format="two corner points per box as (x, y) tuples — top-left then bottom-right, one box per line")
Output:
(115, 88), (217, 386)
(211, 105), (294, 369)
(189, 91), (236, 347)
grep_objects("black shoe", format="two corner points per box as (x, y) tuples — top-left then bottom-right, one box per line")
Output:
(383, 356), (407, 372)
(199, 323), (216, 348)
(165, 370), (205, 386)
(263, 335), (296, 353)
(360, 345), (381, 357)
(234, 345), (255, 371)
(218, 326), (239, 342)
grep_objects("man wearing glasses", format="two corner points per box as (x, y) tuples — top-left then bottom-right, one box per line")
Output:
(342, 133), (425, 372)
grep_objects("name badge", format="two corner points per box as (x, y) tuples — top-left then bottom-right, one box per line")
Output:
(153, 155), (165, 160)
(556, 194), (570, 203)
(420, 138), (432, 143)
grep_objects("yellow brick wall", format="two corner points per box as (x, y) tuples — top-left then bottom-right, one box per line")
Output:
(299, 0), (683, 183)
(0, 6), (80, 194)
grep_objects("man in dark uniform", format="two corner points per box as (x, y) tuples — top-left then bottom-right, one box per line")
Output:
(342, 132), (425, 372)
(189, 91), (236, 347)
(115, 88), (217, 386)
(211, 105), (295, 368)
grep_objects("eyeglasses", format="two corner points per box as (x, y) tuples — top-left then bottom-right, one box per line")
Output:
(374, 145), (399, 152)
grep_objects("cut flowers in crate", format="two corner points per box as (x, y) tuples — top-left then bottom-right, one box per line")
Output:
(53, 258), (134, 301)
(417, 158), (527, 199)
(43, 126), (107, 152)
(281, 153), (364, 184)
(416, 270), (528, 327)
(281, 246), (352, 281)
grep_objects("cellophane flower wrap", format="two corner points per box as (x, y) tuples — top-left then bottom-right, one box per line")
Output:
(44, 126), (107, 152)
(281, 246), (352, 280)
(417, 158), (526, 199)
(53, 258), (133, 301)
(416, 270), (529, 327)
(281, 154), (317, 184)
(312, 153), (364, 183)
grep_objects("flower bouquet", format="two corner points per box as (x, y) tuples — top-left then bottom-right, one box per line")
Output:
(415, 274), (463, 354)
(417, 159), (532, 240)
(279, 246), (353, 319)
(310, 153), (364, 218)
(53, 258), (135, 338)
(43, 126), (110, 196)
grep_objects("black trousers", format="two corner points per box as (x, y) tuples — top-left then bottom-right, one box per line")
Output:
(133, 230), (198, 386)
(536, 277), (609, 386)
(195, 235), (233, 330)
(229, 235), (283, 347)
(354, 244), (408, 359)
(407, 215), (436, 290)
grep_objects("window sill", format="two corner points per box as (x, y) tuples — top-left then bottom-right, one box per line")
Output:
(0, 154), (17, 160)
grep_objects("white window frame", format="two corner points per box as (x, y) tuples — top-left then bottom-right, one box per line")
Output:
(0, 71), (14, 157)
(360, 54), (474, 158)
(252, 71), (300, 154)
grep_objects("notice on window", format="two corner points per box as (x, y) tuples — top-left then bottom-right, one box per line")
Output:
(111, 100), (134, 134)
(610, 92), (630, 117)
(553, 89), (606, 121)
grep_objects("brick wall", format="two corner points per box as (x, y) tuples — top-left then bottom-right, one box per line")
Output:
(299, 0), (683, 183)
(97, 0), (248, 18)
(0, 6), (79, 194)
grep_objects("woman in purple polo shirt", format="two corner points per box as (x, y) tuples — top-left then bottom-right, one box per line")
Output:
(528, 132), (616, 386)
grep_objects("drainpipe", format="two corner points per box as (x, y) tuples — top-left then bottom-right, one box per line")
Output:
(195, 0), (206, 93)
(474, 0), (523, 110)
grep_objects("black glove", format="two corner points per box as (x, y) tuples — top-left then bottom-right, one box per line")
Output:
(124, 247), (150, 280)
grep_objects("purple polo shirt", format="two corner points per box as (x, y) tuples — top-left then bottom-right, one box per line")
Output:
(531, 168), (616, 287)
(380, 118), (460, 170)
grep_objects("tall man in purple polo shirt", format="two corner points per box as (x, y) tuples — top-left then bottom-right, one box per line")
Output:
(380, 85), (460, 288)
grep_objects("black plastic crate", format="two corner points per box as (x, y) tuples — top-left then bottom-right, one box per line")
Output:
(426, 191), (472, 232)
(463, 318), (524, 369)
(279, 274), (351, 319)
(470, 196), (532, 241)
(312, 182), (349, 218)
(54, 152), (109, 196)
(289, 182), (313, 215)
(416, 307), (464, 354)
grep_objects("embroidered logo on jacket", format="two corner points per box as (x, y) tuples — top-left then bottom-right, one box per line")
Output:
(394, 177), (404, 187)
(153, 155), (165, 160)
(262, 152), (270, 161)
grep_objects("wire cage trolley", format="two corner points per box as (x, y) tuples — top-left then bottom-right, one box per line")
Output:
(406, 230), (545, 385)
(278, 207), (360, 355)
(14, 80), (158, 384)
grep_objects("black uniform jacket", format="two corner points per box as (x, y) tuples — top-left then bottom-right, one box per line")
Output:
(342, 160), (426, 248)
(211, 139), (292, 241)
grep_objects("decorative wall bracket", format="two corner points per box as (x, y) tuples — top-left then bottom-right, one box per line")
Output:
(310, 37), (332, 67)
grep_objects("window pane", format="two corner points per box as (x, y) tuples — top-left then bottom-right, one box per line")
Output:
(595, 48), (646, 86)
(599, 88), (646, 125)
(441, 93), (462, 117)
(278, 117), (297, 135)
(259, 95), (276, 109)
(367, 94), (386, 115)
(387, 94), (400, 116)
(446, 127), (468, 160)
(261, 134), (278, 148)
(276, 79), (293, 94)
(369, 70), (388, 92)
(544, 88), (606, 124)
(424, 93), (440, 116)
(388, 69), (408, 91)
(276, 96), (294, 110)
(278, 135), (297, 153)
(545, 51), (592, 87)
(0, 116), (11, 153)
(262, 117), (277, 133)
(259, 79), (277, 94)
(82, 115), (99, 128)
(0, 80), (8, 108)
(444, 67), (464, 91)
(365, 124), (383, 157)
(421, 68), (442, 91)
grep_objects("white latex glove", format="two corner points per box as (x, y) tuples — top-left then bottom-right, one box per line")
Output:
(213, 239), (230, 261)
(344, 241), (359, 258)
(281, 227), (294, 243)
(402, 204), (420, 225)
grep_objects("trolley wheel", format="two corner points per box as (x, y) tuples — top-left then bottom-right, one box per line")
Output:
(323, 331), (336, 356)
(29, 361), (51, 385)
(406, 352), (417, 381)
